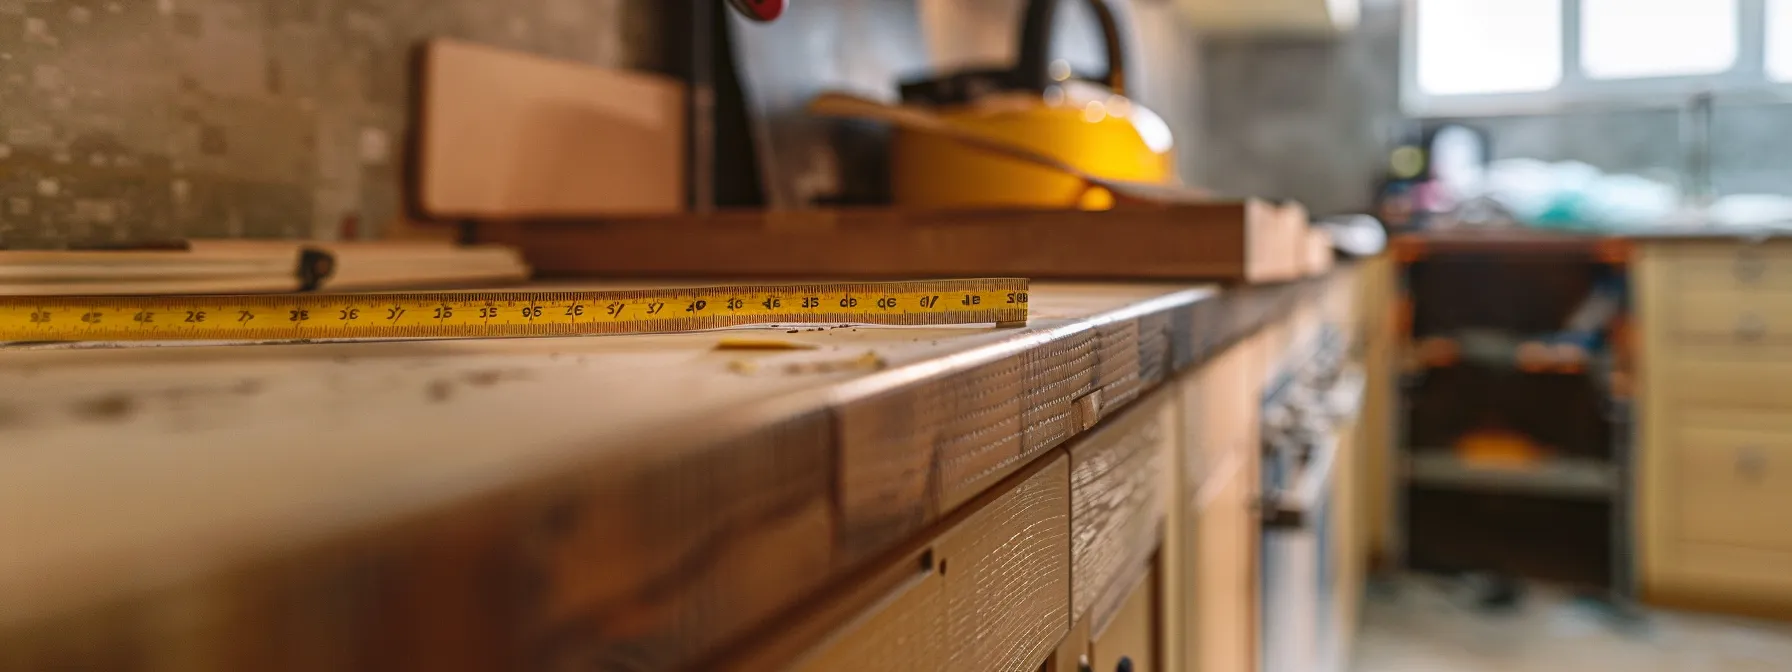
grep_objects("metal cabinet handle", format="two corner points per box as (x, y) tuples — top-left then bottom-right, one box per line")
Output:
(1738, 447), (1768, 481)
(1737, 313), (1768, 342)
(1736, 248), (1768, 284)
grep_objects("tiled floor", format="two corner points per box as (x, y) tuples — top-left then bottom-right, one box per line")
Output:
(1351, 576), (1792, 671)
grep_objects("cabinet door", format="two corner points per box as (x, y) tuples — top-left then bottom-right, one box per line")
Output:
(786, 455), (1071, 672)
(1090, 566), (1158, 672)
(1183, 452), (1259, 672)
(1676, 421), (1792, 553)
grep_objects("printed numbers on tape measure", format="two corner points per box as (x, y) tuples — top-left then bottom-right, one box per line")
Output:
(0, 279), (1028, 342)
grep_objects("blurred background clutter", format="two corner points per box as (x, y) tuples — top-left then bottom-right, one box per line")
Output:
(4, 1), (1792, 671)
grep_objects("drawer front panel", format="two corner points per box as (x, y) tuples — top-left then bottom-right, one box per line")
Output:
(1669, 290), (1792, 348)
(794, 455), (1070, 672)
(1663, 358), (1792, 410)
(1666, 243), (1792, 293)
(1674, 420), (1792, 553)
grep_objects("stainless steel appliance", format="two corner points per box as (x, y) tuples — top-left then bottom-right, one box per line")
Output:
(1261, 328), (1363, 672)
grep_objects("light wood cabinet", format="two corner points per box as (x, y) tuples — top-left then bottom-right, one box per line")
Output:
(1637, 241), (1792, 619)
(1674, 412), (1792, 553)
(1184, 449), (1260, 672)
(1091, 567), (1159, 672)
(791, 455), (1071, 672)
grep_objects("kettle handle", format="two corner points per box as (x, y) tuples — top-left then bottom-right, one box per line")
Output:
(1014, 0), (1128, 96)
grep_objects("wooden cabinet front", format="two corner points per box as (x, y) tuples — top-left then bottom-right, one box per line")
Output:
(790, 455), (1071, 672)
(1638, 241), (1792, 619)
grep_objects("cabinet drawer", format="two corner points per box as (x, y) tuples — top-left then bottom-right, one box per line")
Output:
(1669, 290), (1792, 348)
(1666, 358), (1792, 410)
(792, 455), (1070, 672)
(1665, 243), (1792, 293)
(1070, 390), (1173, 623)
(1675, 421), (1792, 553)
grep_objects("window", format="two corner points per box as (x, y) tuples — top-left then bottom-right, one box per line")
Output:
(1581, 0), (1736, 80)
(1416, 0), (1561, 95)
(1405, 0), (1792, 115)
(1771, 0), (1792, 81)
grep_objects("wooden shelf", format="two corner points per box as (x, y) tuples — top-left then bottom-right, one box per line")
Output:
(1405, 452), (1619, 500)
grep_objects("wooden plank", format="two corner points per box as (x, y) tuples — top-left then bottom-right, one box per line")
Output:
(0, 282), (1250, 670)
(1302, 227), (1335, 277)
(831, 287), (1207, 564)
(779, 454), (1071, 672)
(1069, 389), (1174, 625)
(472, 201), (1306, 283)
(0, 242), (530, 296)
(416, 39), (686, 219)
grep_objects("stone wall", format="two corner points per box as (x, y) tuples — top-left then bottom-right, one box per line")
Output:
(0, 0), (666, 248)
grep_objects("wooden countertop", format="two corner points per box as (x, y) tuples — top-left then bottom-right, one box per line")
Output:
(0, 277), (1335, 669)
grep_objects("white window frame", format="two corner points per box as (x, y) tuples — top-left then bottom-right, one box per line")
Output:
(1403, 0), (1792, 117)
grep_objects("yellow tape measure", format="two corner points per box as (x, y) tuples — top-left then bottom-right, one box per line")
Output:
(0, 279), (1030, 342)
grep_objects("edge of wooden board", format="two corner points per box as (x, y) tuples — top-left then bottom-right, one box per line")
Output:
(474, 203), (1278, 281)
(0, 269), (1360, 671)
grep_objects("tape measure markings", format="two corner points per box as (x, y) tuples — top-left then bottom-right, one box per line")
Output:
(0, 279), (1030, 342)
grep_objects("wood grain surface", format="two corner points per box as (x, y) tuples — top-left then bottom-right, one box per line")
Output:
(937, 453), (1071, 672)
(769, 454), (1071, 672)
(1069, 389), (1173, 626)
(416, 39), (686, 219)
(472, 201), (1308, 283)
(0, 275), (1344, 669)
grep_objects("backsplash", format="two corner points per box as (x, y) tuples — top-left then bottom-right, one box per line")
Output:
(1198, 0), (1792, 217)
(0, 0), (666, 248)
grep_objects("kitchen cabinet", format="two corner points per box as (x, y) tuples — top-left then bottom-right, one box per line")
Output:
(0, 270), (1387, 671)
(1638, 240), (1792, 619)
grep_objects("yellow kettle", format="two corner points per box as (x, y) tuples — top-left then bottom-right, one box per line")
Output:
(889, 0), (1176, 210)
